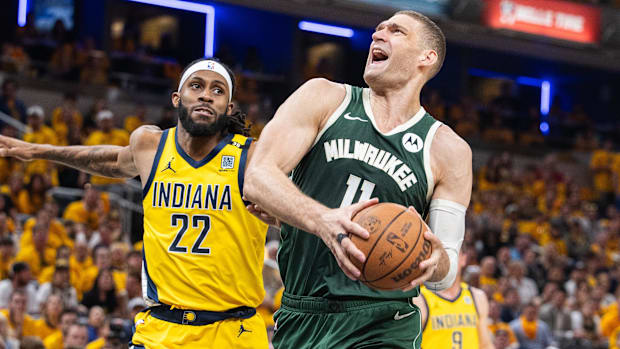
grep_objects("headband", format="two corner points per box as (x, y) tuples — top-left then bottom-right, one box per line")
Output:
(178, 60), (233, 103)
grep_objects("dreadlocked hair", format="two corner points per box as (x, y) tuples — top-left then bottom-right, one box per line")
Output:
(224, 107), (250, 137)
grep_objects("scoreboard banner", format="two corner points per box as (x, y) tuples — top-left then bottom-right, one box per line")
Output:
(483, 0), (601, 44)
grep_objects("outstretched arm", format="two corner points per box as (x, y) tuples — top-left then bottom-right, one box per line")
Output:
(0, 126), (157, 179)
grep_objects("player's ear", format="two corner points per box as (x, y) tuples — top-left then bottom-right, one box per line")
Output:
(171, 91), (180, 108)
(419, 49), (437, 69)
(226, 103), (234, 114)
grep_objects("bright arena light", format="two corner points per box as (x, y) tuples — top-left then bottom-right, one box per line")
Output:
(539, 121), (550, 134)
(298, 21), (354, 38)
(540, 81), (551, 116)
(18, 0), (216, 57)
(18, 0), (28, 27)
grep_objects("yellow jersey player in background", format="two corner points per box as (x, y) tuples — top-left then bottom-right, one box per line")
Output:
(0, 58), (270, 349)
(413, 248), (494, 349)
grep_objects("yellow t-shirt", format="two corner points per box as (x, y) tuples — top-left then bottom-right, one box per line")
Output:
(0, 309), (38, 338)
(612, 154), (620, 195)
(124, 116), (143, 133)
(601, 309), (620, 337)
(16, 190), (45, 215)
(33, 318), (60, 341)
(591, 149), (614, 194)
(43, 330), (63, 349)
(489, 321), (517, 344)
(14, 245), (57, 280)
(51, 108), (83, 146)
(84, 129), (130, 185)
(85, 337), (105, 349)
(21, 218), (73, 251)
(62, 194), (110, 231)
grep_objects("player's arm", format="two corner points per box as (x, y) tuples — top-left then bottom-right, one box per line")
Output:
(404, 126), (472, 291)
(472, 287), (495, 349)
(244, 78), (376, 281)
(0, 125), (157, 179)
(411, 295), (429, 331)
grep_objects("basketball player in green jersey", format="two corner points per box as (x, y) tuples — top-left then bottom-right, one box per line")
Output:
(245, 10), (472, 349)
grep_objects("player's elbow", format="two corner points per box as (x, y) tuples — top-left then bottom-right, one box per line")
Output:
(243, 164), (265, 204)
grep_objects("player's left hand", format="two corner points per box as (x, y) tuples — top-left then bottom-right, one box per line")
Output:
(245, 200), (280, 227)
(401, 217), (445, 292)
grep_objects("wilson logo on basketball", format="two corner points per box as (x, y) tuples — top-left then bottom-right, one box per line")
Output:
(390, 239), (432, 283)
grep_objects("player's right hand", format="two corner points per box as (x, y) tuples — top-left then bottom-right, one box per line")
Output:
(315, 198), (378, 281)
(0, 135), (36, 161)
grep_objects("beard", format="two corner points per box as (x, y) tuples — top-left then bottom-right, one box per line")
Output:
(178, 101), (229, 137)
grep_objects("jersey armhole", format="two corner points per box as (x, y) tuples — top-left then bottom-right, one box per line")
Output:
(420, 293), (430, 330)
(423, 121), (443, 203)
(238, 137), (253, 205)
(469, 286), (481, 317)
(142, 129), (169, 198)
(311, 84), (352, 147)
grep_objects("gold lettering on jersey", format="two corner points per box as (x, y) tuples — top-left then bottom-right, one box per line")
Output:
(152, 181), (232, 210)
(323, 139), (418, 192)
(430, 313), (477, 330)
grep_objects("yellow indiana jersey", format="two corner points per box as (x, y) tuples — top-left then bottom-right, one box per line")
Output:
(420, 283), (479, 349)
(142, 128), (268, 312)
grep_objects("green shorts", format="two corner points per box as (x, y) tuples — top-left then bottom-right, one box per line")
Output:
(272, 293), (422, 349)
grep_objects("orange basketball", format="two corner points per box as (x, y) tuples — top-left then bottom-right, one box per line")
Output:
(350, 202), (432, 290)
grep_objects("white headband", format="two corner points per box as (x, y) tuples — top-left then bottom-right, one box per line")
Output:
(178, 60), (233, 103)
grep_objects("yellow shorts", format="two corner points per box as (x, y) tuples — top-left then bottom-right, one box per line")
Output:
(131, 309), (268, 349)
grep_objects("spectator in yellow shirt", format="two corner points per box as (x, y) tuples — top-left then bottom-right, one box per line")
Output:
(14, 222), (56, 280)
(16, 174), (48, 215)
(23, 105), (59, 186)
(0, 290), (38, 339)
(51, 92), (82, 146)
(33, 292), (63, 341)
(602, 295), (620, 338)
(591, 140), (615, 205)
(21, 208), (73, 253)
(62, 185), (109, 231)
(123, 103), (147, 133)
(43, 308), (78, 349)
(80, 245), (125, 298)
(84, 110), (129, 186)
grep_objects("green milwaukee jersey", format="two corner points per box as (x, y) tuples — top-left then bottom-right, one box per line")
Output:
(279, 84), (442, 300)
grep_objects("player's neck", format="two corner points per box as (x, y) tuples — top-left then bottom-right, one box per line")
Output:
(437, 278), (462, 299)
(176, 126), (223, 162)
(368, 82), (422, 132)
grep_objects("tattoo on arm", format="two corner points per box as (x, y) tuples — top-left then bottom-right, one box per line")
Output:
(39, 145), (132, 178)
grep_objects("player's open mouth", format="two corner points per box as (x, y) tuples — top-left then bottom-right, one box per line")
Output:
(371, 48), (389, 64)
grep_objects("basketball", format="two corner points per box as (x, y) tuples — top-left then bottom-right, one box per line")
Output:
(350, 202), (432, 290)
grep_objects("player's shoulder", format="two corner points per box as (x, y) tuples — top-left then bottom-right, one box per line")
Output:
(431, 124), (472, 166)
(129, 125), (164, 150)
(297, 78), (347, 108)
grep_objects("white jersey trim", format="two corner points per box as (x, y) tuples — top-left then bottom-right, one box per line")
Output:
(312, 84), (352, 147)
(424, 121), (442, 202)
(362, 88), (426, 136)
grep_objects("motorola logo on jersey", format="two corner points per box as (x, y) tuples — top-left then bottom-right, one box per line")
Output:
(402, 133), (423, 153)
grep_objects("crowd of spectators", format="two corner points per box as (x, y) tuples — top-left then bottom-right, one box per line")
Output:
(0, 13), (619, 349)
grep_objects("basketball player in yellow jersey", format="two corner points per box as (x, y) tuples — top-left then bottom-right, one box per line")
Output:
(0, 58), (269, 349)
(413, 250), (494, 349)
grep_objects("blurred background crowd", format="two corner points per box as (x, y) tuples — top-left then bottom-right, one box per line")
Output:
(0, 0), (619, 348)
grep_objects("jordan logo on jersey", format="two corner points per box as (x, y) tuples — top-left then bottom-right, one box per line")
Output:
(238, 324), (252, 337)
(161, 157), (176, 173)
